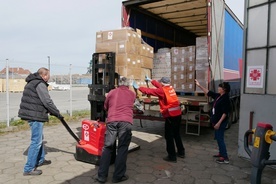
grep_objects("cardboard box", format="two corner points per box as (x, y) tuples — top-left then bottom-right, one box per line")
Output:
(184, 82), (195, 92)
(171, 73), (186, 82)
(116, 66), (142, 79)
(117, 41), (138, 54)
(171, 57), (185, 65)
(172, 82), (185, 92)
(102, 28), (134, 43)
(141, 68), (152, 80)
(186, 64), (195, 73)
(95, 42), (117, 53)
(186, 72), (195, 82)
(139, 43), (153, 58)
(185, 46), (196, 54)
(146, 44), (154, 58)
(171, 64), (186, 73)
(140, 56), (153, 69)
(96, 41), (138, 54)
(171, 47), (181, 57)
(116, 53), (141, 68)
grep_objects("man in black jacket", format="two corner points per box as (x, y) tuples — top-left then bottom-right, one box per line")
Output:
(19, 67), (63, 176)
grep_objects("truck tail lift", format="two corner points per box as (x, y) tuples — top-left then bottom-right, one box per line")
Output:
(244, 122), (276, 184)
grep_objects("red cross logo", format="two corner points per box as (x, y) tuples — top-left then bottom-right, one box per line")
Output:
(249, 69), (261, 81)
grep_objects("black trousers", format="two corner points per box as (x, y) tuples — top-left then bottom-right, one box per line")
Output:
(98, 121), (132, 180)
(165, 115), (185, 159)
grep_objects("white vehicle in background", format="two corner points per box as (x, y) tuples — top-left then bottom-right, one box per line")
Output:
(48, 82), (70, 91)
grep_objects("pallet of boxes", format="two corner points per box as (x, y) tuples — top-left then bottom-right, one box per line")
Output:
(95, 27), (154, 97)
(152, 46), (196, 94)
(152, 36), (208, 95)
(195, 36), (209, 93)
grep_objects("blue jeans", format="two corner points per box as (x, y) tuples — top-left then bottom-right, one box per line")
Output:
(24, 121), (45, 172)
(214, 120), (228, 159)
(98, 121), (132, 181)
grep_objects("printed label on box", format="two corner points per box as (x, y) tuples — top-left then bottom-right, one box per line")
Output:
(119, 44), (125, 48)
(107, 32), (113, 40)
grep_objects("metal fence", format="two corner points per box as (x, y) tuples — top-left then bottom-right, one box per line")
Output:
(0, 59), (92, 126)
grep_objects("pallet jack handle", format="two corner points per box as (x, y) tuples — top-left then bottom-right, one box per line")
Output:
(60, 118), (86, 145)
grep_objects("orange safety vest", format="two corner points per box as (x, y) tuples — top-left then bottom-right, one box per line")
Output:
(161, 86), (181, 117)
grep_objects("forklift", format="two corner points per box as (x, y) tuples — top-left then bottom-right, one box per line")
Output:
(72, 52), (140, 165)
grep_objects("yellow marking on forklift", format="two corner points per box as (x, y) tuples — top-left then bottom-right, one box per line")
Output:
(265, 130), (276, 144)
(254, 137), (260, 148)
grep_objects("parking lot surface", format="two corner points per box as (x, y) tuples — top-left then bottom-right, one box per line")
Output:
(0, 120), (275, 184)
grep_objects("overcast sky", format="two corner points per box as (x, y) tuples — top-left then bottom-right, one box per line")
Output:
(0, 0), (244, 75)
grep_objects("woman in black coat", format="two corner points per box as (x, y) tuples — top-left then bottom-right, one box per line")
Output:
(195, 79), (231, 164)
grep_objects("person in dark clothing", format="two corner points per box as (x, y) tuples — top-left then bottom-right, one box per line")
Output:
(195, 79), (231, 164)
(96, 77), (136, 183)
(19, 67), (63, 176)
(133, 76), (185, 163)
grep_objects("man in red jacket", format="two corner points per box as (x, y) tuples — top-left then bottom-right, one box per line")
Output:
(133, 76), (185, 163)
(97, 77), (136, 183)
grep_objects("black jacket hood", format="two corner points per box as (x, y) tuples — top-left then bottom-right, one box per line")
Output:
(25, 72), (49, 86)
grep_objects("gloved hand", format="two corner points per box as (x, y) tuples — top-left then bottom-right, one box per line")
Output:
(145, 76), (151, 82)
(132, 80), (139, 89)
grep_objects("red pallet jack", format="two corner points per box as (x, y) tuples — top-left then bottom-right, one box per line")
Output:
(60, 117), (112, 165)
(61, 52), (140, 165)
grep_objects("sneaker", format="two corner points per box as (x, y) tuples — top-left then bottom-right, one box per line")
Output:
(23, 169), (42, 176)
(163, 156), (177, 163)
(112, 175), (129, 183)
(36, 160), (51, 167)
(213, 153), (221, 158)
(216, 157), (229, 164)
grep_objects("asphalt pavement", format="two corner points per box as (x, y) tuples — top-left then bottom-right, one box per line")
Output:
(0, 120), (276, 184)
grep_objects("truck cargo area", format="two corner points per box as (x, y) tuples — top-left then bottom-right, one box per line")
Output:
(122, 0), (243, 135)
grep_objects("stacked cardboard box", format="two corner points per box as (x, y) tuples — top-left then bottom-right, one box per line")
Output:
(171, 47), (185, 91)
(195, 36), (209, 92)
(152, 48), (171, 81)
(170, 46), (196, 92)
(95, 28), (154, 80)
(184, 46), (196, 92)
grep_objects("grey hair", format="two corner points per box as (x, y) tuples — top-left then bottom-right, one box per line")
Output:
(37, 67), (49, 76)
(119, 77), (130, 86)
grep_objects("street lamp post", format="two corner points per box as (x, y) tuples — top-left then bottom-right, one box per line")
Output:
(48, 56), (50, 71)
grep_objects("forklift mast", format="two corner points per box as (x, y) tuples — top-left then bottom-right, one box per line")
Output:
(88, 52), (119, 121)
